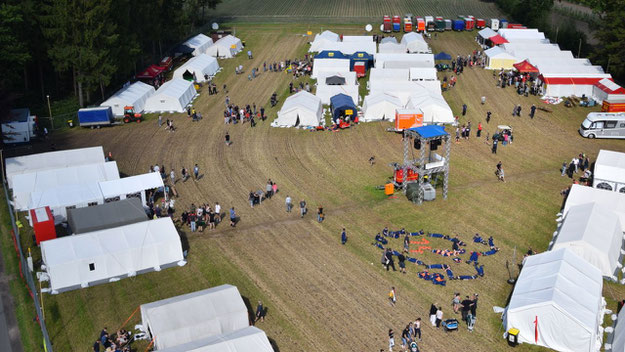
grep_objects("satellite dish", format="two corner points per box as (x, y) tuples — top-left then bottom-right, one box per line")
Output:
(379, 24), (384, 32)
(365, 24), (373, 32)
(212, 22), (219, 30)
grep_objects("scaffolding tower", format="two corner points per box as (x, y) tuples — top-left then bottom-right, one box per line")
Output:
(402, 125), (450, 204)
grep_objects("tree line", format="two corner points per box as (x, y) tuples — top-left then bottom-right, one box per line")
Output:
(0, 0), (221, 114)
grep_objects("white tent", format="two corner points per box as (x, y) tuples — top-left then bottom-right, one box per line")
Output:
(379, 42), (407, 54)
(183, 34), (214, 56)
(29, 183), (106, 223)
(564, 185), (625, 232)
(342, 35), (374, 42)
(101, 82), (155, 116)
(409, 67), (437, 81)
(362, 93), (403, 122)
(552, 202), (623, 278)
(311, 59), (350, 79)
(593, 150), (625, 192)
(485, 46), (517, 70)
(205, 35), (243, 59)
(312, 41), (376, 56)
(144, 79), (197, 113)
(6, 147), (105, 188)
(477, 27), (497, 43)
(140, 284), (249, 350)
(505, 248), (605, 352)
(173, 54), (220, 83)
(593, 79), (625, 103)
(12, 161), (119, 211)
(316, 71), (357, 86)
(99, 172), (164, 206)
(369, 68), (409, 82)
(498, 28), (546, 42)
(41, 217), (185, 293)
(405, 92), (454, 124)
(158, 327), (274, 352)
(316, 84), (359, 105)
(273, 91), (323, 128)
(375, 53), (434, 69)
(610, 307), (625, 351)
(369, 80), (441, 106)
(309, 30), (340, 52)
(400, 32), (431, 53)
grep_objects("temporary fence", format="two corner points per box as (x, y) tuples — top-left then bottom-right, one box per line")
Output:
(2, 179), (53, 351)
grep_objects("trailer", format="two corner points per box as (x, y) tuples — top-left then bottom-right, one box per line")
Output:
(476, 18), (486, 29)
(383, 15), (392, 33)
(404, 15), (413, 32)
(500, 19), (508, 28)
(444, 19), (452, 31)
(464, 17), (475, 31)
(425, 16), (435, 31)
(392, 16), (401, 32)
(2, 108), (37, 144)
(435, 17), (446, 32)
(490, 18), (499, 31)
(416, 17), (426, 32)
(77, 106), (115, 127)
(453, 19), (465, 31)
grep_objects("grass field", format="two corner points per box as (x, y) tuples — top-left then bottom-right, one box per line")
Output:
(5, 23), (625, 352)
(209, 0), (504, 22)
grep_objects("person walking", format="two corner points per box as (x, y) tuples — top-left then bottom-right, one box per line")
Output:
(225, 132), (231, 146)
(491, 138), (498, 154)
(193, 164), (200, 181)
(299, 199), (307, 218)
(561, 161), (567, 176)
(517, 105), (522, 116)
(397, 252), (406, 273)
(477, 122), (482, 137)
(229, 207), (236, 227)
(435, 307), (443, 328)
(388, 329), (395, 352)
(341, 228), (347, 244)
(385, 248), (396, 271)
(498, 167), (505, 182)
(214, 202), (221, 223)
(462, 103), (467, 116)
(158, 115), (163, 127)
(530, 104), (536, 119)
(285, 195), (293, 212)
(481, 96), (486, 105)
(429, 303), (438, 326)
(389, 287), (397, 306)
(486, 111), (491, 124)
(317, 205), (324, 223)
(453, 293), (461, 314)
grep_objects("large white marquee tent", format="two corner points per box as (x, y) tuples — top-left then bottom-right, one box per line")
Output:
(400, 32), (430, 53)
(309, 30), (339, 52)
(29, 183), (106, 223)
(173, 54), (220, 83)
(505, 248), (605, 352)
(609, 307), (625, 351)
(369, 68), (410, 83)
(564, 185), (625, 233)
(140, 284), (249, 350)
(378, 42), (407, 54)
(205, 35), (243, 59)
(312, 41), (376, 56)
(183, 34), (214, 56)
(273, 91), (323, 128)
(484, 46), (517, 70)
(552, 202), (623, 278)
(99, 172), (164, 206)
(369, 80), (441, 106)
(375, 53), (434, 69)
(41, 217), (185, 293)
(362, 93), (403, 122)
(593, 150), (625, 193)
(311, 59), (350, 79)
(5, 146), (105, 188)
(406, 92), (454, 124)
(316, 85), (359, 105)
(158, 327), (274, 352)
(144, 79), (197, 113)
(100, 82), (155, 116)
(316, 71), (357, 86)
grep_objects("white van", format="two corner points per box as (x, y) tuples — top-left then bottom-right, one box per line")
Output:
(490, 18), (499, 31)
(579, 112), (625, 139)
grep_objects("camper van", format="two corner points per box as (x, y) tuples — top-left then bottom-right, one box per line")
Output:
(579, 112), (625, 139)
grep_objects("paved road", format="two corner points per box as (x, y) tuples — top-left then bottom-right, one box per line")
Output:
(0, 245), (24, 352)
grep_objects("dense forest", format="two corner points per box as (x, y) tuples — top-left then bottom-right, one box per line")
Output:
(0, 0), (221, 118)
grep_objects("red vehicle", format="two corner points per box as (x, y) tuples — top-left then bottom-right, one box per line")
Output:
(353, 61), (366, 78)
(383, 15), (392, 32)
(392, 15), (401, 32)
(464, 17), (475, 30)
(159, 56), (173, 72)
(476, 18), (486, 29)
(404, 16), (413, 32)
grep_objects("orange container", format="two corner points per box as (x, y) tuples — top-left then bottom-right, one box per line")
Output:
(602, 100), (625, 112)
(385, 183), (395, 195)
(395, 109), (424, 130)
(417, 18), (426, 32)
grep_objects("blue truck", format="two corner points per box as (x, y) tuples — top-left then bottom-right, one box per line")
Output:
(77, 106), (114, 127)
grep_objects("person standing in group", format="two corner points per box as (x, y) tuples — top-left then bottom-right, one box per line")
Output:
(530, 104), (536, 119)
(435, 307), (443, 328)
(403, 234), (410, 253)
(397, 252), (406, 273)
(561, 161), (568, 176)
(214, 202), (221, 223)
(272, 182), (278, 196)
(158, 115), (163, 127)
(511, 105), (517, 116)
(170, 169), (175, 184)
(462, 103), (467, 116)
(341, 228), (347, 244)
(401, 325), (411, 350)
(285, 195), (293, 212)
(299, 199), (307, 218)
(429, 303), (438, 326)
(385, 248), (396, 271)
(453, 293), (461, 314)
(225, 95), (230, 106)
(193, 164), (200, 181)
(229, 207), (236, 227)
(461, 296), (473, 323)
(477, 122), (482, 137)
(389, 287), (397, 306)
(517, 105), (522, 116)
(414, 318), (422, 341)
(265, 180), (273, 199)
(181, 167), (188, 182)
(388, 329), (395, 352)
(491, 138), (498, 154)
(471, 293), (478, 318)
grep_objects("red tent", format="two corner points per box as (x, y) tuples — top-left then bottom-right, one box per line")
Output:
(489, 34), (509, 45)
(136, 65), (166, 80)
(513, 60), (539, 73)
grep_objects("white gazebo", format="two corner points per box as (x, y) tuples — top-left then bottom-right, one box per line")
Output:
(400, 32), (431, 53)
(183, 34), (214, 56)
(173, 54), (220, 83)
(100, 82), (155, 116)
(144, 79), (197, 113)
(273, 91), (323, 128)
(205, 35), (243, 59)
(593, 150), (625, 193)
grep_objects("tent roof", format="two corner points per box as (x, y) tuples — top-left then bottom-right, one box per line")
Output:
(350, 51), (373, 60)
(409, 67), (437, 80)
(214, 35), (241, 46)
(315, 30), (339, 42)
(330, 93), (356, 110)
(29, 183), (104, 211)
(137, 65), (166, 80)
(509, 248), (603, 333)
(314, 50), (348, 59)
(314, 41), (377, 55)
(478, 27), (497, 39)
(363, 92), (402, 107)
(595, 78), (625, 94)
(99, 172), (164, 200)
(611, 307), (625, 351)
(316, 71), (357, 85)
(152, 79), (194, 100)
(369, 68), (409, 82)
(325, 76), (346, 85)
(174, 54), (220, 80)
(408, 125), (448, 138)
(380, 37), (398, 44)
(513, 60), (539, 73)
(553, 202), (623, 276)
(342, 35), (374, 42)
(595, 149), (625, 185)
(67, 198), (147, 234)
(172, 44), (194, 56)
(183, 34), (213, 50)
(489, 34), (509, 45)
(378, 42), (407, 54)
(564, 185), (625, 232)
(434, 52), (452, 60)
(279, 91), (322, 115)
(6, 147), (105, 186)
(485, 46), (516, 59)
(101, 82), (155, 114)
(157, 327), (274, 352)
(141, 285), (249, 350)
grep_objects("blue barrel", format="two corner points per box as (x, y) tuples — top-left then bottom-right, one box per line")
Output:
(453, 19), (465, 31)
(500, 19), (508, 28)
(393, 22), (401, 31)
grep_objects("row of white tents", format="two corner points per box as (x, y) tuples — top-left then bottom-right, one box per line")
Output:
(140, 284), (274, 351)
(504, 176), (625, 351)
(310, 31), (430, 55)
(184, 33), (244, 59)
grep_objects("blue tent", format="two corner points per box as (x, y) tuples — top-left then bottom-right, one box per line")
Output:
(408, 125), (448, 139)
(434, 52), (452, 61)
(314, 50), (348, 60)
(349, 51), (374, 70)
(330, 94), (357, 122)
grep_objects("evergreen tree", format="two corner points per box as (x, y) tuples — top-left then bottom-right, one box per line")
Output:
(0, 4), (31, 88)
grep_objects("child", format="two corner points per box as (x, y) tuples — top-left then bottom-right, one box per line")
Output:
(389, 287), (397, 306)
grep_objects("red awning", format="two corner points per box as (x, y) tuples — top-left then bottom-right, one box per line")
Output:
(594, 78), (625, 94)
(489, 35), (509, 45)
(542, 76), (605, 85)
(136, 65), (165, 80)
(513, 60), (539, 73)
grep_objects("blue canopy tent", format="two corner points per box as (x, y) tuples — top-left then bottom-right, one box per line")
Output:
(349, 51), (374, 70)
(330, 94), (357, 123)
(314, 50), (348, 60)
(434, 52), (452, 60)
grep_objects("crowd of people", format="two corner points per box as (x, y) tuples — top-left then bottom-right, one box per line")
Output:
(223, 97), (266, 126)
(562, 152), (592, 183)
(495, 69), (544, 96)
(92, 327), (131, 352)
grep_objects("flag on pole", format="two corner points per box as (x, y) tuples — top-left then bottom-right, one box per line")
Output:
(534, 315), (538, 343)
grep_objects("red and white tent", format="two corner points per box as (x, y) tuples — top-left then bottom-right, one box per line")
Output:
(592, 78), (625, 103)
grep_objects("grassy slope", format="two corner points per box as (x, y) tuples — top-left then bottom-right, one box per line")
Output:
(3, 23), (625, 352)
